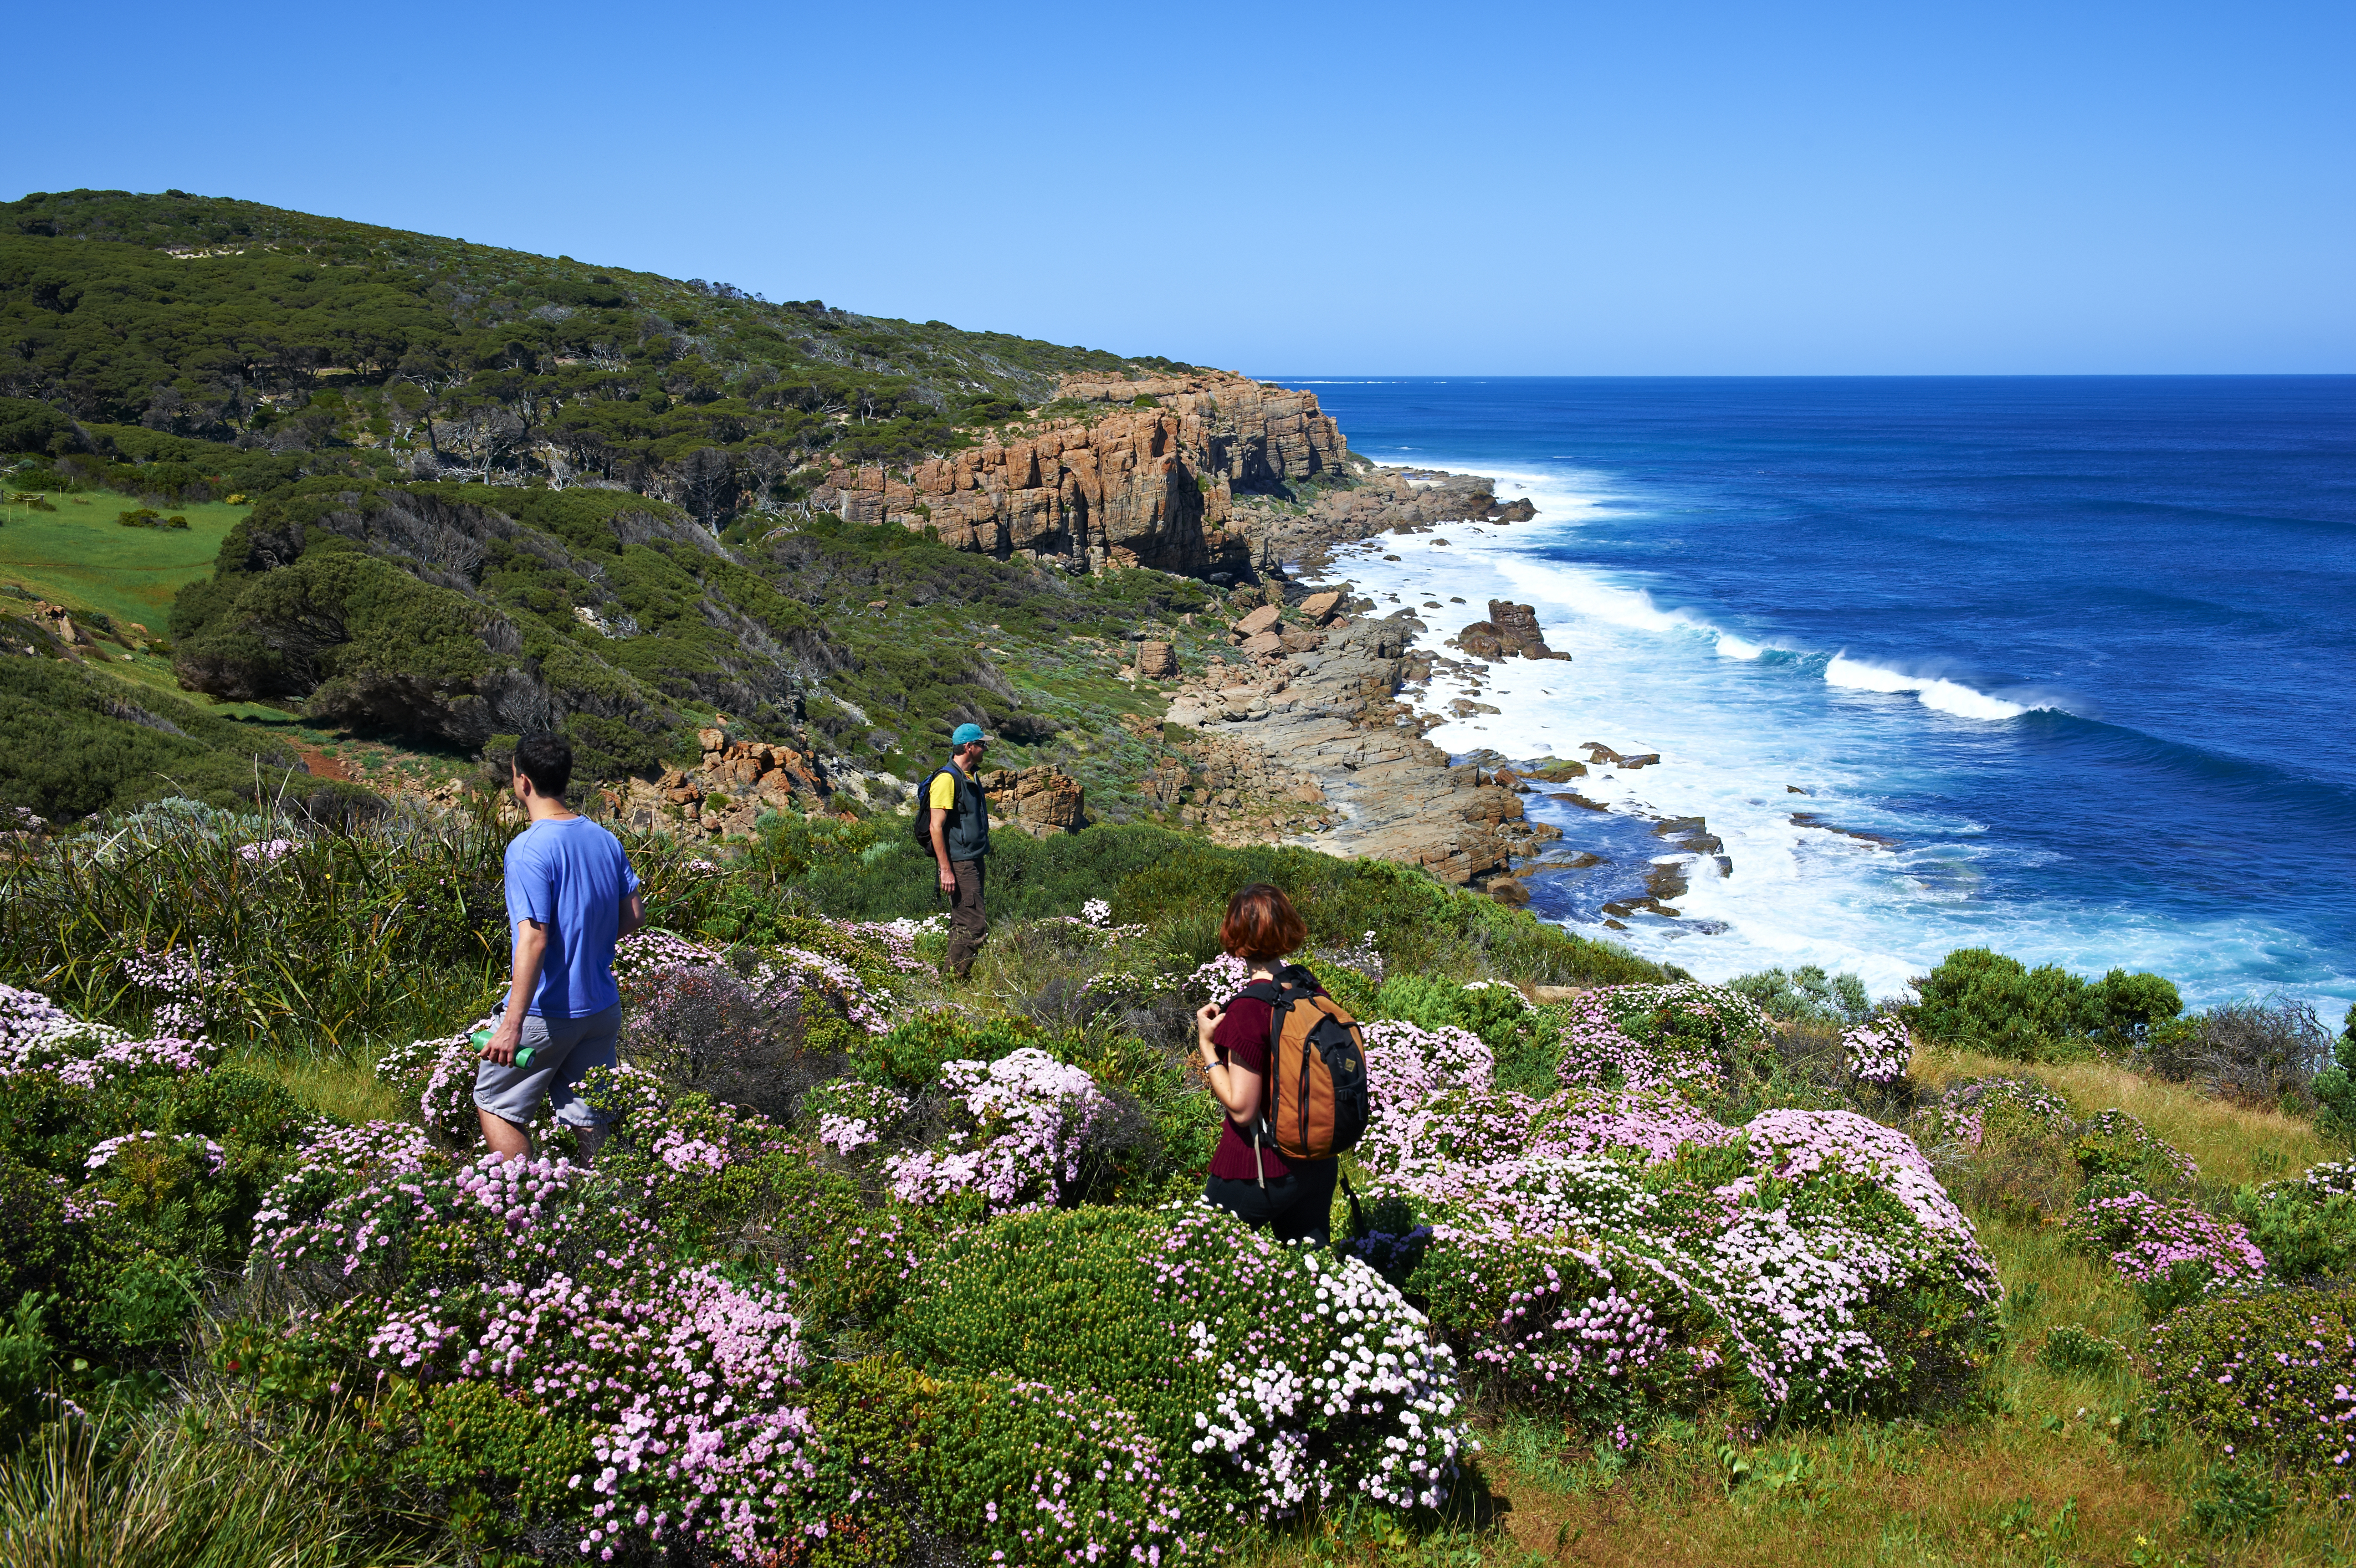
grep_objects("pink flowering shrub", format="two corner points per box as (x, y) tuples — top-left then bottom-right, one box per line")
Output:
(2070, 1177), (2266, 1318)
(1371, 1106), (2002, 1425)
(885, 1048), (1110, 1213)
(0, 981), (212, 1088)
(117, 939), (244, 1039)
(1554, 982), (1775, 1103)
(1359, 1019), (1494, 1117)
(803, 1078), (909, 1156)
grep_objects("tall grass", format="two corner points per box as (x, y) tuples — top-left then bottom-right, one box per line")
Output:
(0, 1391), (445, 1567)
(0, 803), (719, 1055)
(1915, 1044), (2331, 1191)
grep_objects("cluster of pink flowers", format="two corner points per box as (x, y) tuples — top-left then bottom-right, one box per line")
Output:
(235, 837), (295, 862)
(119, 938), (243, 1039)
(1530, 1089), (1739, 1165)
(887, 1048), (1109, 1212)
(1359, 1019), (1494, 1118)
(1843, 1014), (1911, 1084)
(0, 983), (213, 1087)
(250, 1121), (439, 1275)
(1184, 953), (1252, 1004)
(1314, 930), (1385, 984)
(2071, 1187), (2266, 1300)
(804, 1079), (909, 1156)
(1553, 983), (1764, 1100)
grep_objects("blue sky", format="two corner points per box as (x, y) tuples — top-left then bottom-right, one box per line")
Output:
(5, 1), (2348, 374)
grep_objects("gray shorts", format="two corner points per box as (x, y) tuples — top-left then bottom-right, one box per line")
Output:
(472, 1004), (622, 1129)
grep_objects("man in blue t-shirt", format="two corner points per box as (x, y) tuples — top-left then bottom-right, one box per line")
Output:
(474, 733), (643, 1163)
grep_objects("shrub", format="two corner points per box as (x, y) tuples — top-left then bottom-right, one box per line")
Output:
(2311, 1004), (2356, 1144)
(1912, 949), (2178, 1061)
(2230, 1160), (2356, 1283)
(2071, 1109), (2196, 1188)
(895, 1205), (1470, 1525)
(1727, 965), (1872, 1028)
(2148, 996), (2335, 1108)
(2068, 1176), (2265, 1319)
(2040, 1323), (2130, 1375)
(2152, 1288), (2356, 1503)
(1366, 1101), (2001, 1427)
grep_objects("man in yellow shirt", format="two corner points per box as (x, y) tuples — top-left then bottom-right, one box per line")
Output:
(926, 722), (992, 978)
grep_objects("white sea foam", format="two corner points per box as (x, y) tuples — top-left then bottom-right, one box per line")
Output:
(1315, 445), (2344, 1011)
(1823, 654), (2027, 721)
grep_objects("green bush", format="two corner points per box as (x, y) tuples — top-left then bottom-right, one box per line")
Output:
(2038, 1323), (2129, 1375)
(2307, 1005), (2356, 1144)
(895, 1205), (1468, 1521)
(2152, 1288), (2356, 1501)
(2231, 1162), (2356, 1283)
(1912, 948), (2178, 1061)
(1727, 964), (1872, 1027)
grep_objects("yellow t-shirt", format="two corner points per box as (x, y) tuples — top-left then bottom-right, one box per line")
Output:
(928, 765), (967, 812)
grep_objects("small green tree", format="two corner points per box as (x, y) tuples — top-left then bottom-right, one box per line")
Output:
(2312, 1005), (2356, 1146)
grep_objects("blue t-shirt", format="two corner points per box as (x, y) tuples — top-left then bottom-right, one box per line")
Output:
(504, 816), (641, 1018)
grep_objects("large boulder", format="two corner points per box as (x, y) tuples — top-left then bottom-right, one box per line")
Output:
(982, 765), (1087, 836)
(1235, 603), (1283, 638)
(1486, 601), (1571, 660)
(1136, 640), (1178, 678)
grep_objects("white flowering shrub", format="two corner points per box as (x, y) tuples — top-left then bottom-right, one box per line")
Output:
(895, 1204), (1471, 1528)
(885, 1048), (1110, 1213)
(1843, 1013), (1912, 1084)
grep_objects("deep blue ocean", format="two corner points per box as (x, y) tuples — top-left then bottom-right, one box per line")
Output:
(1271, 377), (2356, 1014)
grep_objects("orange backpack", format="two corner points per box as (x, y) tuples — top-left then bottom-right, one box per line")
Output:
(1235, 965), (1371, 1166)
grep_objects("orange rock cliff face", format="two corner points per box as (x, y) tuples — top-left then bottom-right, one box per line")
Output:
(807, 372), (1347, 576)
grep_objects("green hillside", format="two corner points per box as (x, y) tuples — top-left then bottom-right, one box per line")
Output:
(0, 189), (1243, 805)
(2, 187), (1195, 499)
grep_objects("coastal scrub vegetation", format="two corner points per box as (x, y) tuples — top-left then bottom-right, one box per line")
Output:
(2, 188), (1195, 496)
(1, 793), (2353, 1564)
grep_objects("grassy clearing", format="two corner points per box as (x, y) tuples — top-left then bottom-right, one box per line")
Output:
(0, 488), (247, 633)
(1915, 1044), (2328, 1193)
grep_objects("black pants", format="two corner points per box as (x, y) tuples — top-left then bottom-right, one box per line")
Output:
(1205, 1157), (1339, 1244)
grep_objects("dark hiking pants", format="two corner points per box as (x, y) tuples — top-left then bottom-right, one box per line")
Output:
(947, 858), (989, 978)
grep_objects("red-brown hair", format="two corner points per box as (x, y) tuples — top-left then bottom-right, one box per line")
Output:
(1220, 883), (1307, 962)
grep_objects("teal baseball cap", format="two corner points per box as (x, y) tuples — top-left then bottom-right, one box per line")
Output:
(951, 722), (989, 745)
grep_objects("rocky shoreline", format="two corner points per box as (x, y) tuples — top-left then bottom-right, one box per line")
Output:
(1139, 465), (1584, 894)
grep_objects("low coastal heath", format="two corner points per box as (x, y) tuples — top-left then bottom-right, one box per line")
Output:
(1317, 454), (2351, 1017)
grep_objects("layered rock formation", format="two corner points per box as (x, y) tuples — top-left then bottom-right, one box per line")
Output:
(607, 726), (836, 839)
(1156, 606), (1554, 884)
(980, 765), (1087, 837)
(808, 371), (1346, 576)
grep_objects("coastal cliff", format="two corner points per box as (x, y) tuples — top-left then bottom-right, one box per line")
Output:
(808, 371), (1346, 575)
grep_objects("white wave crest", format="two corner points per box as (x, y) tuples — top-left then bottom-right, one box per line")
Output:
(1824, 654), (2026, 721)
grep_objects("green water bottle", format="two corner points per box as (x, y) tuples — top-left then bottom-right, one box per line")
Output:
(472, 1006), (535, 1067)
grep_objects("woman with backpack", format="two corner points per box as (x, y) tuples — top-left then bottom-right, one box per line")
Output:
(1194, 883), (1368, 1244)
